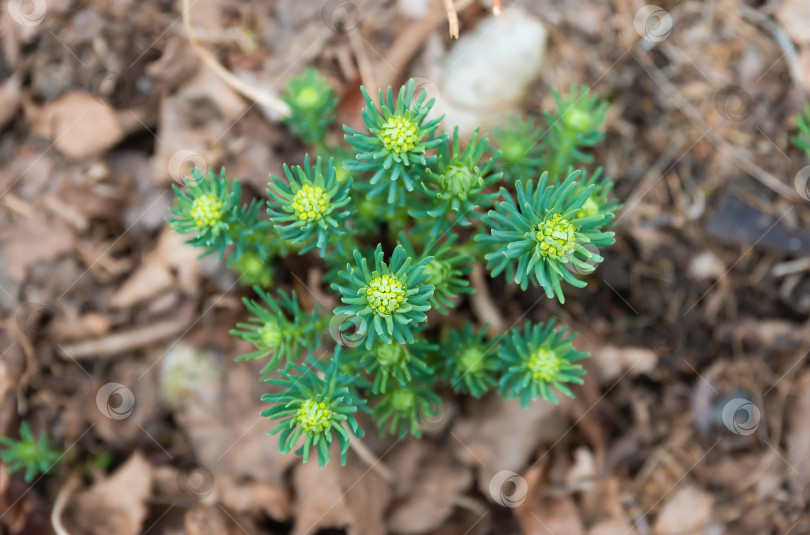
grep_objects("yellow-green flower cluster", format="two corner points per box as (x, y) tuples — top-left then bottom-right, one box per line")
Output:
(266, 156), (352, 256)
(291, 184), (330, 222)
(497, 320), (588, 406)
(379, 116), (419, 153)
(296, 399), (333, 433)
(536, 214), (577, 260)
(333, 245), (434, 349)
(190, 195), (223, 228)
(527, 348), (562, 382)
(366, 274), (405, 314)
(263, 360), (366, 467)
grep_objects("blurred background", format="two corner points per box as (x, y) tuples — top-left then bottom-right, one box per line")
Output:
(1, 0), (809, 534)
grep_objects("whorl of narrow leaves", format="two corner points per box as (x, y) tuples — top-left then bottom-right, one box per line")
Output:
(496, 319), (588, 406)
(477, 171), (615, 302)
(332, 244), (434, 349)
(230, 288), (324, 377)
(0, 421), (60, 483)
(262, 359), (365, 466)
(266, 154), (352, 256)
(344, 79), (447, 208)
(281, 68), (338, 146)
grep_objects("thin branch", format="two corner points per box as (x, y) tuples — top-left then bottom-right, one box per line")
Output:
(346, 426), (394, 483)
(181, 0), (290, 117)
(443, 0), (459, 39)
(51, 471), (81, 535)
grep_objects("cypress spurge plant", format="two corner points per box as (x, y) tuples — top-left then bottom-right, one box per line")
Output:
(262, 359), (365, 466)
(167, 71), (620, 466)
(1, 421), (61, 483)
(477, 170), (615, 301)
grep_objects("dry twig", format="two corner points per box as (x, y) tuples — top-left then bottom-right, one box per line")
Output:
(51, 471), (81, 535)
(181, 0), (290, 117)
(443, 0), (459, 39)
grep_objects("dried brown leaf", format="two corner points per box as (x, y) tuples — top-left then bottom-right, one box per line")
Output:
(25, 91), (124, 159)
(71, 452), (153, 535)
(0, 211), (74, 282)
(110, 228), (200, 309)
(652, 485), (713, 535)
(292, 445), (391, 535)
(453, 396), (570, 494)
(387, 452), (472, 533)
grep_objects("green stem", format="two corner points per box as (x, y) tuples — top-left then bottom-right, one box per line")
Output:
(546, 125), (576, 183)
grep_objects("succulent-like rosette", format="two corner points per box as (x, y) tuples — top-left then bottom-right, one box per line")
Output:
(262, 359), (366, 466)
(370, 378), (442, 438)
(281, 68), (338, 145)
(344, 79), (447, 207)
(169, 168), (243, 258)
(266, 154), (352, 256)
(441, 324), (498, 398)
(344, 333), (436, 394)
(410, 127), (502, 234)
(332, 244), (434, 349)
(544, 85), (608, 181)
(496, 319), (588, 406)
(399, 232), (473, 314)
(476, 171), (615, 302)
(230, 288), (325, 377)
(0, 421), (60, 483)
(488, 113), (545, 183)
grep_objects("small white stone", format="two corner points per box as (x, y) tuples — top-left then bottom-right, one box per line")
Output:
(438, 8), (548, 134)
(398, 0), (431, 18)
